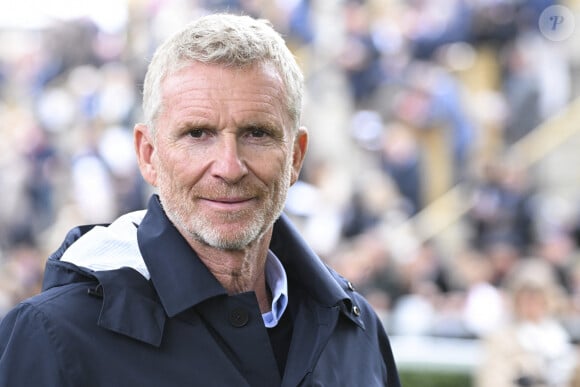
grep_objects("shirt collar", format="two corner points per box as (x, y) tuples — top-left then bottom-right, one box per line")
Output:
(262, 251), (288, 328)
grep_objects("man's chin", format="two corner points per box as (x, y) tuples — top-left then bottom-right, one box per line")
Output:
(190, 224), (264, 251)
(195, 236), (256, 251)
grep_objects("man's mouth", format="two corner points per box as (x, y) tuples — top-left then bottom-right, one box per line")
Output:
(201, 197), (255, 211)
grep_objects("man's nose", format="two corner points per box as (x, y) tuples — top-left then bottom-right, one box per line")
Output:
(210, 135), (248, 183)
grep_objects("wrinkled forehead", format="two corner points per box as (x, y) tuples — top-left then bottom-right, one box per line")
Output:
(159, 60), (291, 118)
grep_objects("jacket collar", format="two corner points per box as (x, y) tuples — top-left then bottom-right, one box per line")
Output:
(269, 210), (351, 308)
(136, 195), (228, 318)
(269, 211), (364, 329)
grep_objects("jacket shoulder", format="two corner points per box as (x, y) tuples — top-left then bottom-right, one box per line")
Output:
(0, 291), (88, 386)
(5, 277), (103, 340)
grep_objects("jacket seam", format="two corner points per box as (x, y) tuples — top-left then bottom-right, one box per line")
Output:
(27, 303), (75, 386)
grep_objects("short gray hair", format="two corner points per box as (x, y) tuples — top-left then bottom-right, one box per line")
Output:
(142, 13), (304, 132)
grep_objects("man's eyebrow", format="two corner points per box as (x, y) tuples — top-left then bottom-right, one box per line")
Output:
(178, 121), (214, 131)
(240, 121), (277, 130)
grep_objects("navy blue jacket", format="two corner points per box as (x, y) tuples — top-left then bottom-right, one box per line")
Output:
(0, 196), (400, 386)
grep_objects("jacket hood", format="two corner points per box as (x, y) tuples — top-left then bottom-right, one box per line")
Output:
(58, 210), (149, 278)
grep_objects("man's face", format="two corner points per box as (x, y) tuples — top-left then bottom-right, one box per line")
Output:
(135, 62), (307, 250)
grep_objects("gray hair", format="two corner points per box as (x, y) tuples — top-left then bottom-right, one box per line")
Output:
(142, 13), (304, 132)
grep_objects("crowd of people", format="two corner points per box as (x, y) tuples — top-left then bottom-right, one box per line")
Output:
(1, 0), (580, 383)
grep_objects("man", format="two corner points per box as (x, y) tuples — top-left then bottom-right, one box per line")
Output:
(0, 13), (400, 386)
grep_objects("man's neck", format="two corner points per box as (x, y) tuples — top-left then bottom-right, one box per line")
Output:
(186, 229), (274, 314)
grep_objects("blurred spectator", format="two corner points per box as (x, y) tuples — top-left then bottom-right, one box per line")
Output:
(379, 122), (422, 214)
(0, 244), (44, 318)
(535, 231), (578, 295)
(406, 0), (473, 60)
(467, 159), (536, 254)
(341, 168), (404, 237)
(459, 248), (507, 337)
(475, 258), (576, 387)
(283, 0), (315, 46)
(7, 125), (59, 247)
(337, 0), (386, 109)
(329, 229), (406, 325)
(389, 239), (457, 335)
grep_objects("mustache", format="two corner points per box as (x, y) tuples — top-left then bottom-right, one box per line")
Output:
(195, 181), (267, 199)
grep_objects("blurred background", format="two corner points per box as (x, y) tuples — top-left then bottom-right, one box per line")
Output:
(1, 0), (580, 385)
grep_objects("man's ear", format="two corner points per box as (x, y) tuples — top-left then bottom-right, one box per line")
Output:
(290, 126), (308, 185)
(134, 123), (158, 187)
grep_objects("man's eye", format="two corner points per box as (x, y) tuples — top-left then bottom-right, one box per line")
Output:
(250, 129), (267, 138)
(246, 126), (275, 138)
(188, 129), (205, 138)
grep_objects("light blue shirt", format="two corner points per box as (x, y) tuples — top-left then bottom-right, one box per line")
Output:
(262, 250), (288, 328)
